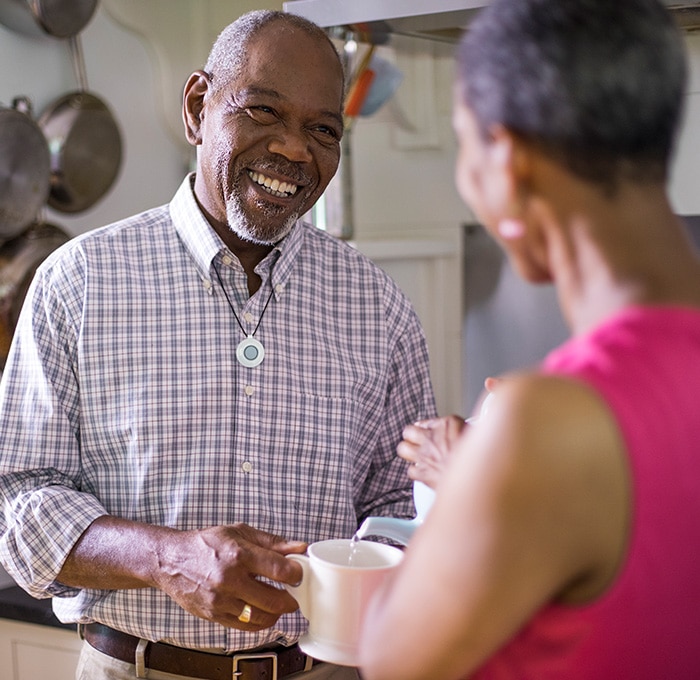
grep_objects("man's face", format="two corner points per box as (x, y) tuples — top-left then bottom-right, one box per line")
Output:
(193, 24), (344, 245)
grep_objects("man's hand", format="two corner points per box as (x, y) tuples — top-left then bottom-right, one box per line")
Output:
(154, 523), (307, 631)
(58, 517), (307, 632)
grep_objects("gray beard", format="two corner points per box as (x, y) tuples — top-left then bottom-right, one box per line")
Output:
(225, 190), (299, 245)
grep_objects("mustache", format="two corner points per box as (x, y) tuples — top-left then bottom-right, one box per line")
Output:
(249, 157), (312, 186)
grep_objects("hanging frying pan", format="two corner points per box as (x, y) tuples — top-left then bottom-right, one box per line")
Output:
(0, 0), (98, 39)
(38, 34), (122, 213)
(0, 219), (70, 367)
(0, 96), (51, 241)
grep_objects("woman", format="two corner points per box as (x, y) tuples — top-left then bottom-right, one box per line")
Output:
(358, 1), (700, 678)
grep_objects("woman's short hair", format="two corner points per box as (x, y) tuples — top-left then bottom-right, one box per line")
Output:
(456, 0), (687, 190)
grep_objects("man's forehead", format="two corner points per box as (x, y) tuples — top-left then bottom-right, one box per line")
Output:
(233, 32), (343, 103)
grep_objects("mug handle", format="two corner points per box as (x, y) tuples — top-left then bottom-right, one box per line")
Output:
(284, 554), (311, 617)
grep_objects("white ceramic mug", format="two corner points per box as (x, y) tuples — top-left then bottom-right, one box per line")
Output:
(285, 539), (403, 666)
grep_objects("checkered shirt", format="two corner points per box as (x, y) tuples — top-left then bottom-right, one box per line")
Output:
(0, 175), (436, 652)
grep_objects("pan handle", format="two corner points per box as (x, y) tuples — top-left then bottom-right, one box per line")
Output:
(68, 34), (89, 92)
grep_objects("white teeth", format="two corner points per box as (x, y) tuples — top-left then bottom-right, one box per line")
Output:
(249, 170), (298, 198)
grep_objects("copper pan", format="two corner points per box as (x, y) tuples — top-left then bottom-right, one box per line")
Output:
(0, 220), (70, 367)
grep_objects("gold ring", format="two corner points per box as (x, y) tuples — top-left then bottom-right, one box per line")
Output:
(238, 604), (252, 624)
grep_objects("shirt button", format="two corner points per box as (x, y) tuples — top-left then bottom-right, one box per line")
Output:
(222, 255), (232, 266)
(243, 312), (254, 323)
(241, 461), (253, 473)
(275, 284), (284, 294)
(244, 385), (255, 396)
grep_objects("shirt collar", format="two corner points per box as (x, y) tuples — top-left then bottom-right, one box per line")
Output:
(169, 173), (306, 299)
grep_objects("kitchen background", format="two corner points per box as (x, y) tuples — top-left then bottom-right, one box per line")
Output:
(2, 0), (700, 652)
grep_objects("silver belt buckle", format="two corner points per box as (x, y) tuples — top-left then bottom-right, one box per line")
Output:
(232, 651), (278, 680)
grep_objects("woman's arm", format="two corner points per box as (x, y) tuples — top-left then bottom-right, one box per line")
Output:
(359, 373), (630, 680)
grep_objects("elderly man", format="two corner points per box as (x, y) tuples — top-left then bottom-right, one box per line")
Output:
(0, 10), (436, 680)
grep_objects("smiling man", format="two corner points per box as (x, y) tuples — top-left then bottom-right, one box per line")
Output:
(186, 14), (346, 287)
(0, 11), (436, 680)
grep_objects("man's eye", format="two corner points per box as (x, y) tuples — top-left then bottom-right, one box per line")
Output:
(314, 125), (340, 140)
(247, 106), (276, 120)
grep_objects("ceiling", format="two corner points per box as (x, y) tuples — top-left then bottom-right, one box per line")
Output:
(284, 0), (700, 43)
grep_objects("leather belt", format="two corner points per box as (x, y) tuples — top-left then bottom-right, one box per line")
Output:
(81, 623), (316, 680)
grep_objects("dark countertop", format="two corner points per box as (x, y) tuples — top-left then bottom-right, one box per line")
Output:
(0, 585), (76, 630)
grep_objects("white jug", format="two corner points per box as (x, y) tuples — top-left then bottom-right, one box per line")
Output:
(354, 480), (435, 545)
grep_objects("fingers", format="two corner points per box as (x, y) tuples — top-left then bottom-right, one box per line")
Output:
(398, 414), (470, 491)
(405, 461), (440, 489)
(411, 417), (445, 429)
(237, 603), (253, 624)
(397, 438), (418, 464)
(163, 524), (307, 631)
(401, 416), (466, 452)
(233, 521), (307, 553)
(230, 524), (306, 586)
(484, 375), (501, 392)
(230, 587), (297, 631)
(224, 579), (299, 631)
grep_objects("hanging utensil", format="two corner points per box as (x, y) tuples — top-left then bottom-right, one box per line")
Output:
(38, 33), (122, 213)
(0, 0), (98, 39)
(358, 54), (403, 117)
(0, 219), (70, 367)
(0, 96), (51, 240)
(344, 44), (376, 122)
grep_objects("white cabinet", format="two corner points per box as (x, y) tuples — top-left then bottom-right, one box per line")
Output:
(0, 619), (81, 680)
(353, 236), (463, 414)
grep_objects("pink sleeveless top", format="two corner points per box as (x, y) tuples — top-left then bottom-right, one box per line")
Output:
(471, 306), (700, 679)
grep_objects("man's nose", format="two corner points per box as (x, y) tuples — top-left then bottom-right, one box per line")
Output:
(267, 129), (313, 163)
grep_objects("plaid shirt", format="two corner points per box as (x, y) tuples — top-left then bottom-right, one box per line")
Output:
(0, 175), (436, 652)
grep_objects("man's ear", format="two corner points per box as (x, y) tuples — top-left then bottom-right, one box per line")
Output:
(182, 70), (210, 146)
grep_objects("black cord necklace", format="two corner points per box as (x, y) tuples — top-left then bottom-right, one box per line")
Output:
(214, 265), (274, 368)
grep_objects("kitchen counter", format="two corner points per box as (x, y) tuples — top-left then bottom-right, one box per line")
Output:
(0, 587), (81, 679)
(0, 586), (75, 631)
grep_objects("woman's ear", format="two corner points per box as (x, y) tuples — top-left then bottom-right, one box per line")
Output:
(182, 70), (210, 146)
(486, 128), (543, 247)
(478, 124), (521, 222)
(490, 126), (537, 215)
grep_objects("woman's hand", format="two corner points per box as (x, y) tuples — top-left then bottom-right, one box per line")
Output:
(398, 377), (502, 489)
(397, 415), (467, 489)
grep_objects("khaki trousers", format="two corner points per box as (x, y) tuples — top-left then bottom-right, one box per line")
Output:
(76, 641), (361, 680)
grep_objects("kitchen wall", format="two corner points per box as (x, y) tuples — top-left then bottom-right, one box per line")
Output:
(1, 4), (180, 236)
(671, 32), (700, 213)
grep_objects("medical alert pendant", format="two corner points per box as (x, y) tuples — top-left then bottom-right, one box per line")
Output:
(214, 265), (273, 369)
(236, 336), (265, 368)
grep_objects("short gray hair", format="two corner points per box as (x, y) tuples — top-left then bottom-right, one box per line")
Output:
(204, 10), (344, 98)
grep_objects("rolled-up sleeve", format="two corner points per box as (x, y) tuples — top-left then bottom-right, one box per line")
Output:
(0, 245), (107, 598)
